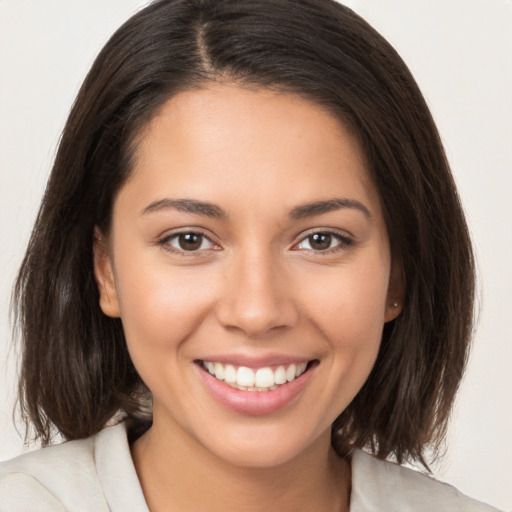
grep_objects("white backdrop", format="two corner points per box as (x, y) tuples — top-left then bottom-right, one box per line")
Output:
(0, 1), (510, 509)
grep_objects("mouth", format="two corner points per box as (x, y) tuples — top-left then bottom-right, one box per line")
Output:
(197, 360), (317, 392)
(195, 358), (318, 415)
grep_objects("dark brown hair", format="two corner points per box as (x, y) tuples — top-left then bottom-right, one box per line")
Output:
(14, 0), (474, 466)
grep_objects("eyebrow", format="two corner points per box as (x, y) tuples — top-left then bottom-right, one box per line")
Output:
(140, 196), (371, 221)
(141, 198), (227, 218)
(289, 198), (372, 220)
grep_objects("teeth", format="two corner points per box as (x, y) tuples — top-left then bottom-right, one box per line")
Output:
(224, 364), (237, 383)
(296, 362), (307, 377)
(214, 362), (224, 381)
(274, 366), (287, 385)
(255, 367), (274, 388)
(237, 366), (255, 387)
(286, 364), (296, 382)
(202, 360), (309, 391)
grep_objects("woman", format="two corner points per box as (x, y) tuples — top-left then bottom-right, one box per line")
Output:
(0, 0), (503, 510)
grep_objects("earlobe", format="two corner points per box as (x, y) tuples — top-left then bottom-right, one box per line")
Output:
(384, 299), (403, 323)
(384, 259), (405, 323)
(93, 227), (121, 318)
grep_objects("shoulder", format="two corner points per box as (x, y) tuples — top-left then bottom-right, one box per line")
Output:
(0, 431), (107, 512)
(350, 449), (503, 512)
(0, 422), (148, 512)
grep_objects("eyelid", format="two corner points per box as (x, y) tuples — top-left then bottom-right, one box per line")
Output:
(155, 227), (354, 256)
(291, 228), (354, 253)
(157, 228), (221, 255)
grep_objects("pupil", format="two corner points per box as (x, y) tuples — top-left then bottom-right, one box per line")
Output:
(310, 233), (331, 250)
(179, 233), (202, 251)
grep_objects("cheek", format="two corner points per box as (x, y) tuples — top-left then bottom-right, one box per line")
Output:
(298, 258), (390, 393)
(114, 261), (221, 409)
(302, 259), (390, 340)
(114, 258), (218, 353)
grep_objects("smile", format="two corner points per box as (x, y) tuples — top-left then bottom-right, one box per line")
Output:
(200, 361), (309, 392)
(196, 358), (318, 415)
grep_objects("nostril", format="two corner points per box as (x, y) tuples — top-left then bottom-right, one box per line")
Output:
(215, 297), (299, 337)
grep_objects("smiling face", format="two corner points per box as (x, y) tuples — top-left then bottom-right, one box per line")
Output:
(95, 83), (402, 469)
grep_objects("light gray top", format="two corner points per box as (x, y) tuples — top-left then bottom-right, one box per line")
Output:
(0, 422), (501, 511)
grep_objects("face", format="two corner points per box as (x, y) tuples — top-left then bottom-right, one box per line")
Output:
(95, 83), (402, 468)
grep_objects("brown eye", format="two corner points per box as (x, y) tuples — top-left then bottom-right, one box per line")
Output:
(178, 233), (203, 251)
(295, 231), (351, 253)
(163, 232), (216, 253)
(308, 233), (332, 250)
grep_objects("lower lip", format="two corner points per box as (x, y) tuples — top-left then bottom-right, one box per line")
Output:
(196, 363), (316, 416)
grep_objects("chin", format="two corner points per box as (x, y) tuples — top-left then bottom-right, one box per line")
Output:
(198, 423), (328, 470)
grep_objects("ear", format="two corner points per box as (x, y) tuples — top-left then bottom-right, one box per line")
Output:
(384, 257), (405, 323)
(93, 227), (121, 318)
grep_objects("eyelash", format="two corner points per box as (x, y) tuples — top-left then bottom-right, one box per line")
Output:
(292, 230), (354, 254)
(158, 230), (219, 257)
(157, 229), (354, 256)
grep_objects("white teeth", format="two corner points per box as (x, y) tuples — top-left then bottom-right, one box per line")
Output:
(296, 362), (307, 377)
(237, 366), (255, 387)
(224, 364), (237, 383)
(202, 360), (310, 391)
(274, 366), (287, 385)
(214, 362), (224, 381)
(255, 367), (274, 388)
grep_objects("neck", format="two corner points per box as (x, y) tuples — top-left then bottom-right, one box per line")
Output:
(131, 417), (350, 512)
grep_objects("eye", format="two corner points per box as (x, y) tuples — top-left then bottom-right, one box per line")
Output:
(295, 231), (351, 252)
(162, 232), (218, 252)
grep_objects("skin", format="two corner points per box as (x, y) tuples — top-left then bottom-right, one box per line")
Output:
(94, 83), (403, 511)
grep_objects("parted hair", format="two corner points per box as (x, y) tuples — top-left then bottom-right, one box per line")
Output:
(14, 0), (475, 466)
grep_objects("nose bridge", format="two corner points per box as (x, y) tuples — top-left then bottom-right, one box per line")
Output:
(215, 242), (297, 337)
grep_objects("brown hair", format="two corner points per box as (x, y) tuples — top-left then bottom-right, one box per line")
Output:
(14, 0), (474, 467)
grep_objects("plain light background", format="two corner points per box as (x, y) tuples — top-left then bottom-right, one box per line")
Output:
(0, 0), (510, 509)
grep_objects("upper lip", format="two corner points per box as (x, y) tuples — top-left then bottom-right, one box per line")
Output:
(196, 353), (316, 369)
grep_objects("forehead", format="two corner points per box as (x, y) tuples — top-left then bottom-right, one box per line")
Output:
(122, 83), (382, 221)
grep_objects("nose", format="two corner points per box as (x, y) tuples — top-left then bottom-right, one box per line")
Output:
(215, 248), (299, 338)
